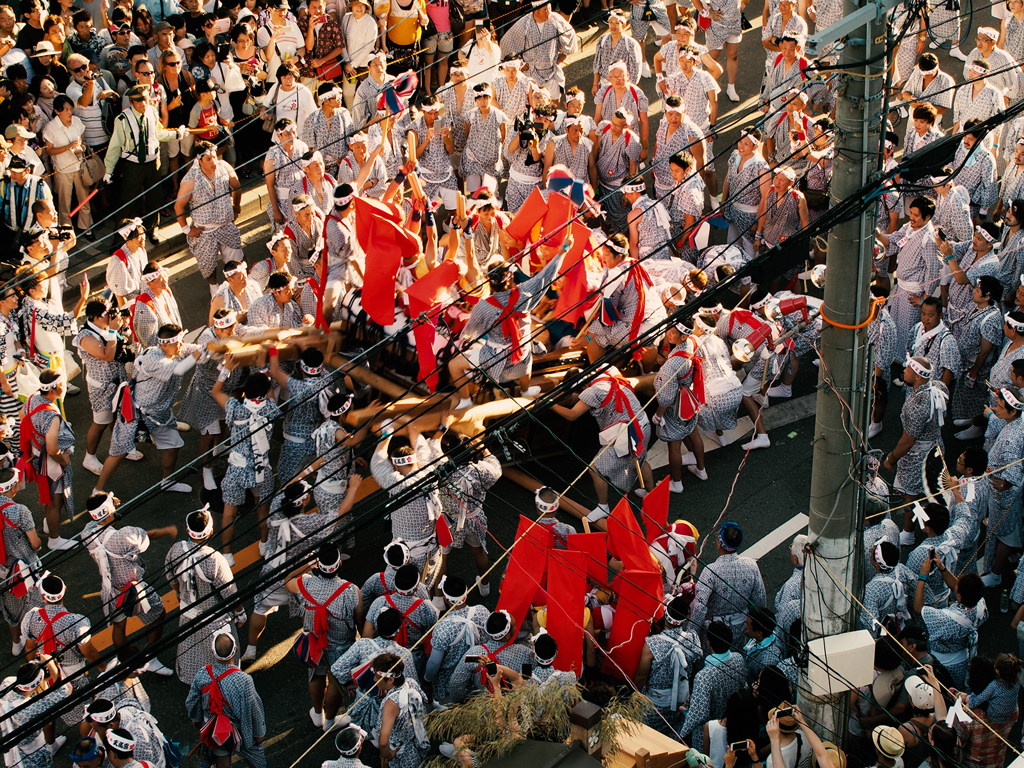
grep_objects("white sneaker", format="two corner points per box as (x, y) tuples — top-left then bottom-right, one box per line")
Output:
(213, 442), (229, 457)
(47, 536), (76, 551)
(455, 397), (473, 410)
(11, 638), (25, 656)
(711, 431), (728, 447)
(766, 383), (792, 398)
(949, 46), (968, 61)
(741, 433), (771, 451)
(224, 553), (236, 568)
(309, 708), (323, 727)
(669, 480), (684, 493)
(125, 449), (144, 461)
(203, 467), (217, 490)
(710, 195), (720, 211)
(522, 386), (541, 397)
(812, 359), (820, 367)
(953, 418), (973, 427)
(981, 572), (1003, 587)
(752, 394), (768, 408)
(929, 40), (938, 48)
(687, 466), (708, 481)
(726, 84), (740, 102)
(322, 718), (336, 733)
(160, 481), (192, 493)
(680, 453), (697, 466)
(82, 453), (104, 475)
(241, 645), (257, 663)
(176, 421), (191, 432)
(141, 658), (174, 676)
(641, 61), (651, 79)
(955, 425), (984, 441)
(633, 488), (648, 498)
(892, 376), (905, 388)
(868, 422), (883, 439)
(899, 531), (915, 547)
(65, 383), (80, 395)
(476, 578), (491, 597)
(586, 504), (609, 522)
(258, 541), (267, 558)
(47, 737), (66, 757)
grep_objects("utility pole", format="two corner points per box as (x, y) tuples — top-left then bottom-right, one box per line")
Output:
(800, 0), (892, 742)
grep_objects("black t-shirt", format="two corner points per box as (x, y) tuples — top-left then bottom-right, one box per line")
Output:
(15, 24), (45, 51)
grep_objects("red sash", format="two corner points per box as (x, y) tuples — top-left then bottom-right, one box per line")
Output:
(203, 666), (240, 727)
(16, 402), (60, 505)
(727, 309), (767, 339)
(34, 606), (70, 655)
(478, 637), (517, 690)
(668, 342), (706, 420)
(485, 289), (527, 366)
(384, 594), (424, 647)
(297, 578), (353, 664)
(129, 292), (155, 344)
(622, 259), (654, 342)
(0, 501), (17, 566)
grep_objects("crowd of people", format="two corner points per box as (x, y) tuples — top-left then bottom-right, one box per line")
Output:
(0, 0), (1024, 764)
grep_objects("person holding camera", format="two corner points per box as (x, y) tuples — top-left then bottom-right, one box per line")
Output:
(42, 93), (95, 239)
(73, 297), (137, 477)
(504, 102), (556, 213)
(66, 52), (118, 151)
(103, 84), (188, 244)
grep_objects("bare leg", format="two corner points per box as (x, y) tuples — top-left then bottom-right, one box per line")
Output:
(667, 440), (683, 482)
(992, 541), (1020, 577)
(145, 610), (164, 644)
(43, 502), (63, 546)
(683, 430), (705, 471)
(725, 41), (739, 87)
(247, 612), (267, 646)
(589, 468), (609, 505)
(95, 454), (125, 493)
(741, 395), (767, 435)
(86, 420), (109, 456)
(640, 460), (654, 489)
(470, 544), (489, 582)
(323, 672), (345, 720)
(309, 675), (327, 713)
(161, 447), (180, 479)
(257, 501), (270, 543)
(901, 493), (922, 533)
(423, 52), (435, 95)
(112, 619), (128, 648)
(222, 504), (238, 552)
(449, 353), (476, 400)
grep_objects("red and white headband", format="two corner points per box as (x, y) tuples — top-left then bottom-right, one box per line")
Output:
(37, 374), (64, 393)
(104, 730), (135, 753)
(292, 198), (314, 213)
(622, 181), (646, 194)
(89, 493), (117, 521)
(391, 454), (415, 467)
(0, 467), (19, 494)
(117, 217), (144, 240)
(741, 129), (760, 147)
(213, 311), (237, 329)
(535, 486), (559, 513)
(299, 360), (324, 376)
(267, 231), (289, 252)
(223, 262), (247, 278)
(1006, 313), (1024, 332)
(975, 225), (997, 245)
(750, 292), (773, 310)
(905, 355), (930, 378)
(15, 666), (45, 692)
(161, 330), (185, 345)
(873, 542), (894, 572)
(969, 61), (989, 75)
(143, 269), (164, 283)
(1001, 388), (1024, 410)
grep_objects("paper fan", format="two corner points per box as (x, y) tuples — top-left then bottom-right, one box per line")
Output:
(921, 444), (954, 506)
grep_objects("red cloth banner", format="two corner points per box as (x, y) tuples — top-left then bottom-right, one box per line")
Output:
(495, 516), (553, 633)
(607, 498), (657, 573)
(505, 187), (548, 241)
(567, 532), (609, 590)
(602, 569), (664, 680)
(552, 221), (599, 325)
(546, 549), (588, 675)
(643, 476), (671, 543)
(407, 260), (462, 392)
(353, 197), (420, 326)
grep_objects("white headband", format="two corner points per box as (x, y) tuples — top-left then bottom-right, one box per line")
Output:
(873, 541), (895, 572)
(563, 116), (581, 128)
(160, 331), (185, 345)
(391, 454), (415, 466)
(39, 573), (65, 602)
(614, 110), (633, 126)
(105, 731), (135, 753)
(970, 62), (989, 75)
(568, 92), (585, 104)
(438, 576), (468, 604)
(318, 549), (342, 574)
(118, 217), (144, 240)
(1001, 388), (1024, 410)
(213, 311), (237, 330)
(905, 355), (931, 378)
(143, 269), (163, 283)
(211, 627), (237, 660)
(223, 262), (247, 278)
(1006, 313), (1024, 332)
(267, 231), (289, 251)
(500, 59), (522, 70)
(37, 374), (64, 393)
(488, 609), (513, 638)
(0, 467), (19, 494)
(664, 103), (685, 114)
(741, 129), (760, 147)
(320, 88), (342, 102)
(604, 238), (627, 255)
(89, 493), (116, 522)
(976, 225), (997, 244)
(535, 487), (559, 513)
(679, 49), (699, 61)
(299, 360), (324, 376)
(979, 26), (999, 40)
(187, 505), (214, 539)
(15, 666), (45, 692)
(750, 292), (774, 310)
(775, 166), (797, 181)
(292, 198), (314, 212)
(300, 151), (324, 169)
(622, 182), (646, 194)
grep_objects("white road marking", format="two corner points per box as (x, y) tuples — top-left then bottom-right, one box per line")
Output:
(745, 513), (809, 561)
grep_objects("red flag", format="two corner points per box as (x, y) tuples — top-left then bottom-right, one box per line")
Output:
(496, 516), (553, 632)
(540, 192), (575, 247)
(435, 515), (454, 549)
(552, 221), (600, 325)
(568, 532), (609, 589)
(353, 197), (420, 326)
(642, 476), (671, 544)
(505, 187), (548, 241)
(407, 261), (462, 392)
(546, 549), (587, 675)
(607, 498), (658, 573)
(602, 569), (664, 679)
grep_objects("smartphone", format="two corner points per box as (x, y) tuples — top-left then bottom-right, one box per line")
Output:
(777, 708), (793, 719)
(730, 741), (749, 753)
(213, 17), (231, 34)
(485, 661), (497, 677)
(464, 655), (479, 664)
(521, 663), (533, 679)
(937, 227), (946, 241)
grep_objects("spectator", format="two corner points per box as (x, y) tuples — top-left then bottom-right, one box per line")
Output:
(41, 93), (93, 236)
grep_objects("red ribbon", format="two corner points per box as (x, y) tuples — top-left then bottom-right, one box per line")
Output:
(669, 341), (707, 420)
(485, 288), (527, 366)
(477, 637), (517, 690)
(35, 606), (70, 655)
(16, 403), (58, 505)
(383, 593), (424, 648)
(202, 665), (241, 745)
(297, 579), (353, 664)
(623, 260), (654, 343)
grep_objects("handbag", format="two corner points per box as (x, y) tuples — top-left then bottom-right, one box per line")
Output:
(449, 0), (464, 31)
(15, 361), (41, 402)
(79, 153), (105, 187)
(316, 57), (344, 81)
(261, 84), (279, 133)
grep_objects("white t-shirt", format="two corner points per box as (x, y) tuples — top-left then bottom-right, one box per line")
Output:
(263, 82), (316, 135)
(707, 720), (729, 768)
(764, 733), (810, 768)
(66, 77), (113, 147)
(256, 21), (304, 83)
(460, 38), (501, 88)
(43, 116), (88, 174)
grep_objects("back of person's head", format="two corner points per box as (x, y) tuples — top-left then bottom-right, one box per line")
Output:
(874, 635), (903, 671)
(724, 688), (759, 747)
(928, 723), (960, 768)
(967, 654), (996, 693)
(756, 665), (793, 710)
(748, 606), (776, 637)
(994, 653), (1023, 685)
(267, 270), (291, 291)
(370, 652), (405, 686)
(243, 373), (271, 401)
(898, 624), (929, 652)
(706, 620), (732, 654)
(961, 447), (988, 476)
(923, 502), (949, 534)
(376, 608), (403, 639)
(957, 572), (985, 608)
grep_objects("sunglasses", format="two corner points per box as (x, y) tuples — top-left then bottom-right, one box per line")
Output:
(166, 60), (181, 66)
(130, 96), (146, 102)
(138, 69), (154, 74)
(71, 64), (87, 72)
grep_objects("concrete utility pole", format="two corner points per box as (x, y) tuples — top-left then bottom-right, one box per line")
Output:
(800, 0), (892, 742)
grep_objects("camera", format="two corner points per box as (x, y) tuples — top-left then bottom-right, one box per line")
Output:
(518, 129), (536, 149)
(55, 227), (73, 242)
(521, 663), (533, 679)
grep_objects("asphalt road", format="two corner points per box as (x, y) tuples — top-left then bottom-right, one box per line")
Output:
(9, 3), (1023, 766)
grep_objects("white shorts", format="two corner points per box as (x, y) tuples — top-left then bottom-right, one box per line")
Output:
(741, 368), (764, 397)
(200, 420), (222, 436)
(254, 587), (291, 615)
(998, 526), (1023, 549)
(151, 424), (184, 451)
(93, 409), (114, 425)
(436, 186), (459, 210)
(725, 32), (742, 44)
(464, 341), (483, 367)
